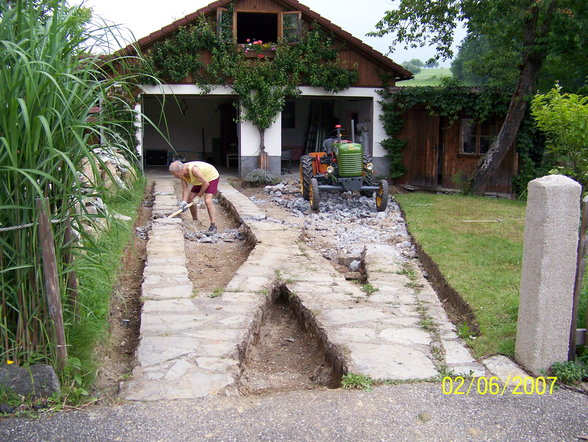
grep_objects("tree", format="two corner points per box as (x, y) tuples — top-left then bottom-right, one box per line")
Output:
(425, 59), (439, 68)
(450, 4), (588, 93)
(531, 84), (588, 188)
(371, 0), (584, 194)
(450, 34), (519, 87)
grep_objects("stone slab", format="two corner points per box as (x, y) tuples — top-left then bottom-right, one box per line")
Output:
(346, 343), (438, 380)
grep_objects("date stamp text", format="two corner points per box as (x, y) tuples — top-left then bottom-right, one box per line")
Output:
(442, 376), (558, 395)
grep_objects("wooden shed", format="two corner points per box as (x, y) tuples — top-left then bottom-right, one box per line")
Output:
(395, 106), (518, 195)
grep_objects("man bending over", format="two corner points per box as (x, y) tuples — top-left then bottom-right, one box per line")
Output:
(169, 160), (220, 233)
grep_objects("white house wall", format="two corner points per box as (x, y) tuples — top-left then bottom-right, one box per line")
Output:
(140, 84), (389, 176)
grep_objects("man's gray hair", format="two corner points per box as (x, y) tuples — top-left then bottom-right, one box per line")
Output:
(169, 161), (184, 173)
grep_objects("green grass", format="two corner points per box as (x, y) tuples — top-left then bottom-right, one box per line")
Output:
(398, 193), (588, 358)
(66, 178), (145, 389)
(396, 193), (526, 357)
(398, 68), (452, 87)
(341, 373), (374, 391)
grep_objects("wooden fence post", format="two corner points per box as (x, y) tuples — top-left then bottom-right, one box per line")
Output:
(63, 217), (79, 320)
(569, 195), (588, 359)
(36, 198), (68, 370)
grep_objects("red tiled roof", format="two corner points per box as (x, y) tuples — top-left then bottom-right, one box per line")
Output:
(120, 0), (412, 80)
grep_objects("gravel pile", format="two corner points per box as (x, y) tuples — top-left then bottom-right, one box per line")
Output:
(184, 227), (246, 244)
(252, 180), (418, 267)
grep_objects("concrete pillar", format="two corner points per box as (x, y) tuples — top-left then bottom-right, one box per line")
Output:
(515, 175), (582, 374)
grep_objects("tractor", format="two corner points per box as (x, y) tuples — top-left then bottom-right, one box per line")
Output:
(299, 124), (389, 212)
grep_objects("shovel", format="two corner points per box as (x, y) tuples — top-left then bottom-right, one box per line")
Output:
(166, 201), (195, 219)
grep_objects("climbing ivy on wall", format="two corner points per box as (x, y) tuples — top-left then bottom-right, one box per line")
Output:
(378, 80), (548, 194)
(142, 17), (358, 160)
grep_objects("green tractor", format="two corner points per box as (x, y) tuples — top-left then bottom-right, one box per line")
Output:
(299, 125), (389, 212)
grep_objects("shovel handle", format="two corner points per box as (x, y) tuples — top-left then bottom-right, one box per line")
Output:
(167, 201), (195, 218)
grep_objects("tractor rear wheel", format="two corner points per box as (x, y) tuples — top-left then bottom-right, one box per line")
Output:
(375, 179), (389, 212)
(300, 155), (313, 201)
(310, 178), (320, 211)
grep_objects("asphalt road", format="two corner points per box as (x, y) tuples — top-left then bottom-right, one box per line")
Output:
(1, 383), (586, 441)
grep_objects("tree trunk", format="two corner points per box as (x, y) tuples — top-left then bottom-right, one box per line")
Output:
(466, 1), (557, 195)
(258, 127), (269, 170)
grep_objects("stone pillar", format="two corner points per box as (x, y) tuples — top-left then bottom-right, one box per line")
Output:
(515, 175), (582, 374)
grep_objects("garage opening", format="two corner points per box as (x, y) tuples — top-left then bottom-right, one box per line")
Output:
(142, 95), (238, 173)
(281, 96), (374, 166)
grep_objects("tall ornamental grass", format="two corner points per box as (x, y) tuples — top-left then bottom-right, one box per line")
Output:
(0, 0), (143, 369)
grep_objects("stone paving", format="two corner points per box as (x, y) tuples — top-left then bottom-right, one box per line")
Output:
(121, 176), (517, 401)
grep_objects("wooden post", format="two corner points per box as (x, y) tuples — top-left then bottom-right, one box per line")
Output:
(569, 196), (588, 359)
(36, 198), (67, 369)
(64, 217), (79, 320)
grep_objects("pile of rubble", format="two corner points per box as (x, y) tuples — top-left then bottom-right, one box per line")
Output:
(252, 180), (418, 268)
(184, 227), (246, 244)
(75, 148), (139, 236)
(79, 147), (137, 193)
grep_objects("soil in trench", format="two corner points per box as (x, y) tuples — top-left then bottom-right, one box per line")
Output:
(93, 182), (153, 402)
(238, 293), (337, 395)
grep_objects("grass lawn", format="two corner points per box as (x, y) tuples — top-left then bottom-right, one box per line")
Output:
(398, 68), (452, 87)
(396, 193), (526, 358)
(66, 177), (145, 391)
(396, 192), (588, 359)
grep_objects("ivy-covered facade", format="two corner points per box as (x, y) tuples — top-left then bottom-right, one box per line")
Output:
(122, 0), (411, 176)
(379, 84), (539, 195)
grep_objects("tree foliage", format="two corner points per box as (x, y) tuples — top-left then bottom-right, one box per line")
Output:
(372, 0), (583, 194)
(401, 58), (424, 74)
(451, 3), (588, 93)
(531, 84), (588, 187)
(451, 35), (519, 87)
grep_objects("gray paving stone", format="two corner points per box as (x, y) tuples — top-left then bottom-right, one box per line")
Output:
(319, 307), (389, 326)
(443, 339), (477, 365)
(127, 176), (485, 400)
(346, 343), (438, 380)
(379, 327), (432, 346)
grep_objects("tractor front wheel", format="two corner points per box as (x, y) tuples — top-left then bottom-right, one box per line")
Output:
(300, 155), (313, 201)
(310, 178), (320, 211)
(361, 153), (375, 197)
(375, 180), (389, 212)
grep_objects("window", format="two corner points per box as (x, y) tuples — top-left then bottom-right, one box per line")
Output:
(217, 9), (301, 44)
(460, 118), (498, 155)
(217, 8), (233, 42)
(282, 12), (301, 44)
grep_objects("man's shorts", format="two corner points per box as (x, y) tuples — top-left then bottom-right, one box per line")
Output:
(191, 177), (219, 195)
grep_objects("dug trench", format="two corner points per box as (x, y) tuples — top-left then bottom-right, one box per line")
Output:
(173, 181), (341, 395)
(95, 180), (343, 401)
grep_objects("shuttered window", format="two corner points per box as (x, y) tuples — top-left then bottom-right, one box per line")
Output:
(282, 11), (301, 43)
(217, 8), (233, 42)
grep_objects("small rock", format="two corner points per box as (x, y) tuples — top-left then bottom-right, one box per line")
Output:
(349, 260), (362, 272)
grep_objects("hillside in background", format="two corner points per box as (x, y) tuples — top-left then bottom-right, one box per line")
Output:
(397, 68), (452, 87)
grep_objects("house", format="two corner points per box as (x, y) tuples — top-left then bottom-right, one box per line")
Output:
(121, 0), (412, 176)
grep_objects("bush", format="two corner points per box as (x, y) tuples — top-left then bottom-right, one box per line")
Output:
(244, 169), (280, 186)
(550, 360), (588, 384)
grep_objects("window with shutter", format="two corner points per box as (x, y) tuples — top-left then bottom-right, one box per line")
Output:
(282, 11), (301, 44)
(217, 8), (233, 42)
